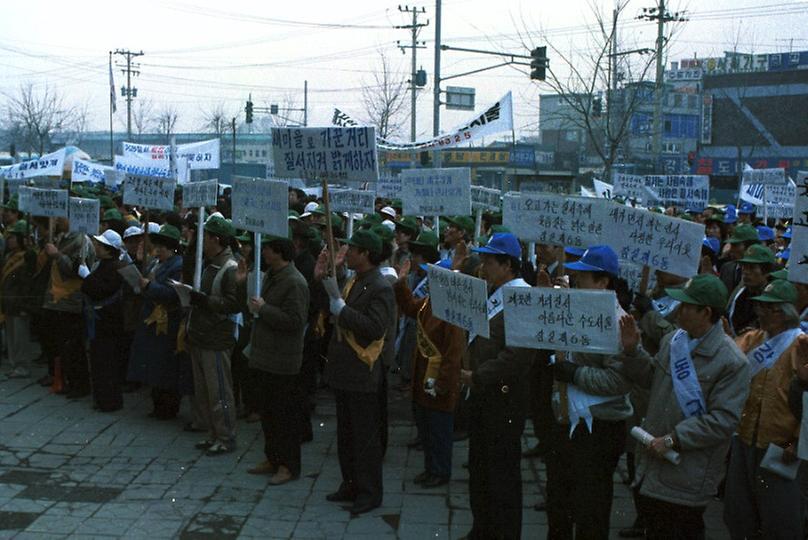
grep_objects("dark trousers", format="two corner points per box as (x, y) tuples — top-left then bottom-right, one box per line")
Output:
(257, 371), (302, 475)
(637, 494), (705, 540)
(41, 310), (87, 392)
(414, 402), (454, 478)
(468, 395), (525, 540)
(545, 418), (626, 540)
(379, 374), (389, 455)
(528, 355), (554, 448)
(151, 387), (180, 419)
(334, 389), (383, 506)
(89, 336), (123, 412)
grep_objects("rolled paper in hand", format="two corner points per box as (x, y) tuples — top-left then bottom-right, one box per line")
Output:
(630, 426), (682, 465)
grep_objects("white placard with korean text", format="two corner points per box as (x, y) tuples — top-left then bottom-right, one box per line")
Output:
(122, 139), (220, 170)
(182, 179), (219, 208)
(68, 197), (100, 235)
(612, 173), (648, 201)
(644, 175), (710, 210)
(376, 176), (402, 200)
(329, 188), (375, 215)
(0, 148), (66, 180)
(788, 172), (808, 284)
(471, 186), (501, 212)
(231, 177), (288, 236)
(17, 187), (68, 218)
(743, 167), (787, 186)
(503, 287), (619, 354)
(503, 193), (703, 277)
(427, 263), (489, 338)
(115, 155), (178, 180)
(400, 167), (471, 216)
(271, 127), (379, 183)
(72, 159), (114, 184)
(123, 174), (176, 211)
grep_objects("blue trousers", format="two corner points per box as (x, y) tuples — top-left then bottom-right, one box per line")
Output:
(413, 402), (454, 479)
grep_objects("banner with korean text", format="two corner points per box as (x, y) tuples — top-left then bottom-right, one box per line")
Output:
(122, 139), (220, 171)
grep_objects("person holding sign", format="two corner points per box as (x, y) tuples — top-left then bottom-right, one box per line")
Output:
(460, 233), (534, 540)
(238, 235), (309, 486)
(316, 229), (396, 516)
(724, 280), (805, 540)
(543, 245), (634, 539)
(618, 275), (750, 540)
(127, 225), (185, 420)
(187, 216), (241, 456)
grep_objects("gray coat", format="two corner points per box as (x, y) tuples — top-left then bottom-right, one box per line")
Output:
(620, 322), (750, 507)
(245, 263), (309, 375)
(188, 247), (241, 351)
(324, 267), (397, 393)
(568, 350), (634, 423)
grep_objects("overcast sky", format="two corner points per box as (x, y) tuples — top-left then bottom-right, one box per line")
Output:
(0, 0), (806, 140)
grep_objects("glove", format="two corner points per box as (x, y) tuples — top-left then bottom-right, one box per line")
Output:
(424, 378), (437, 397)
(322, 276), (341, 300)
(553, 361), (579, 384)
(633, 293), (653, 316)
(78, 264), (90, 279)
(329, 297), (346, 316)
(189, 290), (208, 308)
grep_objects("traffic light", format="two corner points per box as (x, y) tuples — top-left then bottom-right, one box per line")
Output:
(245, 100), (254, 124)
(415, 69), (427, 87)
(592, 95), (602, 118)
(530, 46), (547, 81)
(270, 104), (279, 115)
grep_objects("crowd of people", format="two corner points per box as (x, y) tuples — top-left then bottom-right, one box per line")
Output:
(0, 180), (807, 539)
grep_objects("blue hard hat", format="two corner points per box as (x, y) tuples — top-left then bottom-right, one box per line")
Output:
(756, 226), (775, 242)
(783, 227), (792, 240)
(564, 246), (586, 257)
(702, 236), (720, 254)
(420, 258), (453, 273)
(724, 204), (738, 224)
(778, 248), (790, 261)
(738, 202), (756, 215)
(472, 232), (521, 259)
(565, 245), (619, 276)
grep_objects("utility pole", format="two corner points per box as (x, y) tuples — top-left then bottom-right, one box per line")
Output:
(432, 0), (442, 168)
(303, 80), (308, 127)
(231, 117), (237, 179)
(113, 49), (144, 140)
(638, 2), (686, 171)
(396, 5), (428, 145)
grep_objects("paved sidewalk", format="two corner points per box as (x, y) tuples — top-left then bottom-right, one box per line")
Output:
(0, 369), (730, 539)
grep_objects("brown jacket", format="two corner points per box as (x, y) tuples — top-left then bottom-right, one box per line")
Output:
(735, 329), (802, 449)
(394, 279), (465, 412)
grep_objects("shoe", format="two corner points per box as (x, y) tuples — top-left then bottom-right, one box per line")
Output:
(184, 422), (206, 433)
(326, 485), (357, 503)
(618, 527), (646, 538)
(205, 441), (235, 456)
(349, 500), (380, 516)
(37, 375), (53, 387)
(422, 475), (449, 488)
(5, 368), (30, 379)
(413, 471), (431, 484)
(267, 466), (297, 486)
(248, 460), (277, 475)
(195, 440), (215, 450)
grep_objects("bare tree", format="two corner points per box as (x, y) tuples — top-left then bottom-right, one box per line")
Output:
(154, 106), (179, 142)
(132, 98), (155, 139)
(2, 83), (76, 155)
(361, 51), (408, 139)
(200, 102), (230, 136)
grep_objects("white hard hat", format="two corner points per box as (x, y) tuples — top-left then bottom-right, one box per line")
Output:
(123, 226), (144, 240)
(92, 229), (124, 252)
(382, 219), (396, 232)
(380, 206), (396, 219)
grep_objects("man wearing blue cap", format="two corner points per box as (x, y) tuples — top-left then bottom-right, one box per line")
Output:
(459, 233), (535, 540)
(737, 202), (756, 225)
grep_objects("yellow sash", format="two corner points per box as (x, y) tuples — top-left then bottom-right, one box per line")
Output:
(176, 315), (188, 352)
(144, 305), (169, 336)
(341, 276), (385, 371)
(50, 262), (82, 304)
(416, 301), (442, 381)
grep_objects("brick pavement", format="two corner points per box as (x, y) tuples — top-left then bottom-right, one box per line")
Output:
(0, 369), (730, 539)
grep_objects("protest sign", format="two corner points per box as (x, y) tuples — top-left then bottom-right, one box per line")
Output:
(503, 287), (619, 354)
(122, 139), (221, 170)
(788, 171), (808, 284)
(271, 127), (379, 183)
(504, 193), (703, 277)
(400, 167), (471, 216)
(72, 158), (114, 184)
(0, 148), (66, 180)
(619, 260), (657, 294)
(376, 175), (402, 200)
(17, 187), (68, 218)
(329, 188), (375, 215)
(115, 155), (174, 179)
(332, 92), (513, 151)
(612, 173), (647, 201)
(644, 175), (710, 210)
(741, 177), (797, 219)
(471, 186), (501, 212)
(427, 263), (489, 338)
(593, 178), (614, 199)
(123, 174), (176, 211)
(231, 177), (288, 236)
(182, 179), (218, 208)
(68, 197), (100, 235)
(743, 167), (787, 186)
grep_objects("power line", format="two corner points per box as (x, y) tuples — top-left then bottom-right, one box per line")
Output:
(113, 49), (144, 139)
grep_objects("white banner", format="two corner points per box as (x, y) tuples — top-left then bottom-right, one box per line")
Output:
(332, 92), (514, 151)
(271, 127), (379, 183)
(740, 177), (797, 219)
(122, 139), (221, 170)
(0, 148), (66, 180)
(789, 172), (808, 284)
(503, 193), (704, 277)
(743, 167), (787, 186)
(503, 287), (619, 354)
(17, 187), (68, 218)
(330, 188), (375, 215)
(123, 174), (176, 211)
(72, 158), (114, 184)
(114, 154), (185, 181)
(428, 263), (489, 338)
(593, 178), (615, 199)
(182, 179), (219, 208)
(68, 197), (100, 235)
(400, 167), (471, 216)
(614, 173), (710, 210)
(231, 177), (288, 236)
(471, 186), (501, 212)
